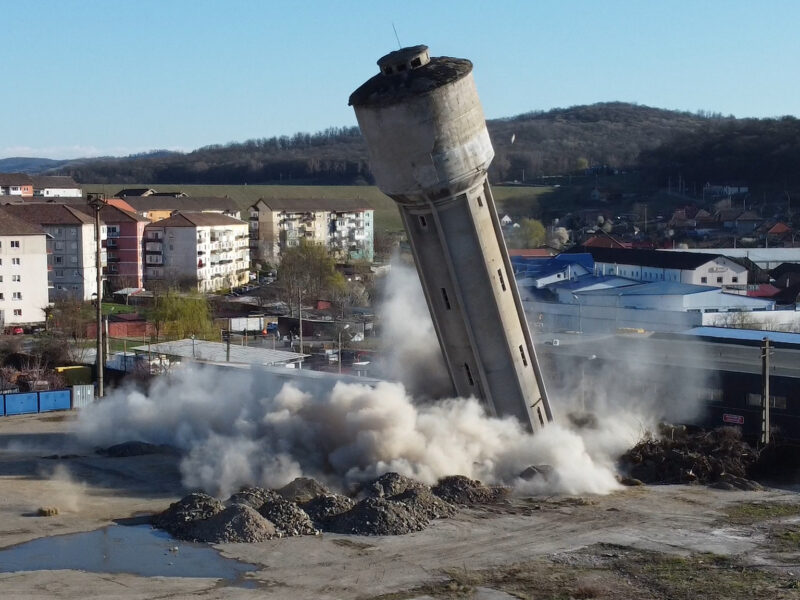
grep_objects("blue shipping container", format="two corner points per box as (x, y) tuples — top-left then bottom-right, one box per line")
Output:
(39, 390), (72, 413)
(1, 395), (4, 416)
(5, 393), (39, 416)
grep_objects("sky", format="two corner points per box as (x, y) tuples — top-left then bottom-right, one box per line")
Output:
(2, 0), (799, 160)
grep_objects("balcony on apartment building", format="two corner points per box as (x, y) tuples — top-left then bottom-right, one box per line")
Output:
(145, 241), (163, 253)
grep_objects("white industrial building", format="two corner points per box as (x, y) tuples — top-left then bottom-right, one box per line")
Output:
(248, 198), (374, 264)
(575, 247), (748, 290)
(144, 212), (249, 292)
(31, 176), (82, 197)
(2, 203), (105, 302)
(661, 247), (800, 271)
(0, 208), (49, 327)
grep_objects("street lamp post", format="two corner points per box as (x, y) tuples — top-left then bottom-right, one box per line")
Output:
(87, 193), (107, 398)
(338, 324), (350, 375)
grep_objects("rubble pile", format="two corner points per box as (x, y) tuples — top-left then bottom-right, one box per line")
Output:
(361, 472), (424, 498)
(326, 496), (429, 536)
(189, 505), (277, 543)
(619, 425), (759, 485)
(257, 496), (318, 537)
(227, 486), (281, 509)
(432, 475), (508, 504)
(152, 493), (224, 539)
(278, 477), (330, 503)
(299, 493), (355, 527)
(389, 487), (456, 520)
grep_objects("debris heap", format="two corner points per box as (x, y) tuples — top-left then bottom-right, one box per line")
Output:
(152, 492), (224, 540)
(431, 475), (508, 504)
(619, 425), (760, 486)
(257, 495), (319, 537)
(189, 504), (276, 543)
(300, 493), (355, 528)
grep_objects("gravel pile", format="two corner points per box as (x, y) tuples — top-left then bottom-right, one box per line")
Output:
(432, 475), (507, 504)
(257, 496), (318, 537)
(189, 504), (277, 543)
(619, 425), (759, 485)
(361, 472), (424, 498)
(389, 487), (456, 520)
(300, 493), (355, 527)
(152, 493), (224, 539)
(227, 486), (281, 509)
(326, 496), (429, 536)
(278, 477), (330, 503)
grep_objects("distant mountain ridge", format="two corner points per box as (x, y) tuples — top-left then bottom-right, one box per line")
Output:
(5, 103), (798, 188)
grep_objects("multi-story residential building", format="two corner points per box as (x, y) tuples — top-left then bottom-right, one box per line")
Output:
(31, 175), (82, 197)
(0, 173), (34, 197)
(144, 212), (249, 292)
(74, 204), (149, 289)
(0, 208), (49, 327)
(2, 203), (105, 301)
(122, 194), (241, 221)
(248, 198), (374, 264)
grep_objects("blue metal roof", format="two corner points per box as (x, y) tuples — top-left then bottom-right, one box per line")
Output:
(682, 327), (800, 346)
(512, 253), (594, 276)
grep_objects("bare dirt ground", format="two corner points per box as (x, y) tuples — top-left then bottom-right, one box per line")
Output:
(2, 412), (800, 599)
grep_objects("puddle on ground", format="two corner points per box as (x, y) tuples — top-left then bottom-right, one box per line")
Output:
(0, 524), (257, 580)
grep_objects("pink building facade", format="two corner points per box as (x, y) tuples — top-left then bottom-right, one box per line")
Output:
(98, 205), (149, 289)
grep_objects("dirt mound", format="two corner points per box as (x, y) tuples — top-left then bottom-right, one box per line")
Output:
(227, 486), (281, 509)
(620, 425), (759, 485)
(326, 497), (429, 536)
(258, 496), (318, 537)
(361, 472), (424, 498)
(432, 475), (507, 504)
(97, 441), (178, 457)
(277, 477), (330, 504)
(189, 504), (277, 543)
(300, 494), (356, 527)
(152, 493), (224, 539)
(389, 487), (456, 520)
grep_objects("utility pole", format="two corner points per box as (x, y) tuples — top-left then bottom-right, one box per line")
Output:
(761, 337), (771, 446)
(298, 288), (303, 368)
(87, 193), (107, 398)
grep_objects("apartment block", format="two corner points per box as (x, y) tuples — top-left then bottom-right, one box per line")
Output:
(3, 203), (105, 301)
(144, 212), (249, 292)
(249, 198), (374, 264)
(0, 208), (49, 327)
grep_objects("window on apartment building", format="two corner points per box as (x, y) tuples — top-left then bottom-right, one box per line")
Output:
(69, 228), (77, 237)
(55, 270), (63, 278)
(11, 258), (20, 266)
(55, 256), (63, 264)
(717, 277), (723, 283)
(732, 276), (738, 283)
(12, 292), (22, 300)
(55, 241), (65, 250)
(747, 393), (787, 410)
(701, 277), (707, 283)
(55, 228), (63, 236)
(13, 309), (21, 316)
(10, 240), (19, 248)
(70, 256), (77, 263)
(0, 293), (3, 300)
(12, 275), (20, 282)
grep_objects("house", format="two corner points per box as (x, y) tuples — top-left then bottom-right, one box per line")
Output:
(123, 195), (241, 221)
(2, 203), (105, 301)
(570, 246), (748, 289)
(143, 212), (249, 292)
(0, 207), (49, 326)
(0, 173), (33, 197)
(249, 198), (374, 264)
(31, 175), (82, 198)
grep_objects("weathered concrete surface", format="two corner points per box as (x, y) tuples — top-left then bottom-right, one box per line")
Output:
(1, 412), (799, 599)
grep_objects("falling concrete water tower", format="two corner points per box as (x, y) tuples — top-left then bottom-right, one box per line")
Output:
(349, 45), (552, 432)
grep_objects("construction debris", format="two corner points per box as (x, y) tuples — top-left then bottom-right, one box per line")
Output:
(389, 487), (456, 520)
(326, 496), (429, 536)
(300, 493), (355, 527)
(257, 496), (318, 537)
(227, 486), (281, 509)
(432, 475), (508, 505)
(189, 505), (277, 543)
(278, 477), (330, 504)
(361, 472), (424, 498)
(152, 492), (224, 540)
(619, 425), (760, 485)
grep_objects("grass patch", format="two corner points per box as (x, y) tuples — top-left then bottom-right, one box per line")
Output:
(723, 502), (800, 525)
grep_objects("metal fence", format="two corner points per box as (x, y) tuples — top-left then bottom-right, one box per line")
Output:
(0, 386), (95, 417)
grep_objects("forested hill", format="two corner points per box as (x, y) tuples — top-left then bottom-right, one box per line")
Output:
(20, 102), (800, 188)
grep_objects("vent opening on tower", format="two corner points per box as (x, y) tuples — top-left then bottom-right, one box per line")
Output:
(441, 288), (451, 310)
(519, 345), (528, 367)
(497, 269), (506, 291)
(464, 363), (474, 386)
(477, 195), (483, 207)
(419, 215), (428, 229)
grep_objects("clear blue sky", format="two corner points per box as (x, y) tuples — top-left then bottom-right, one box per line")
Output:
(2, 0), (798, 159)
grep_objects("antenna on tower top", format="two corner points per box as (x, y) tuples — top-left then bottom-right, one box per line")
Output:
(392, 22), (402, 49)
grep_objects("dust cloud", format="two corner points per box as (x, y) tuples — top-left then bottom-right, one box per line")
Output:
(76, 263), (706, 499)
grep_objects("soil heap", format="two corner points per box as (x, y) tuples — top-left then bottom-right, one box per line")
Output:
(619, 425), (760, 487)
(152, 493), (224, 540)
(432, 475), (508, 504)
(299, 493), (355, 528)
(258, 496), (318, 537)
(189, 504), (277, 543)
